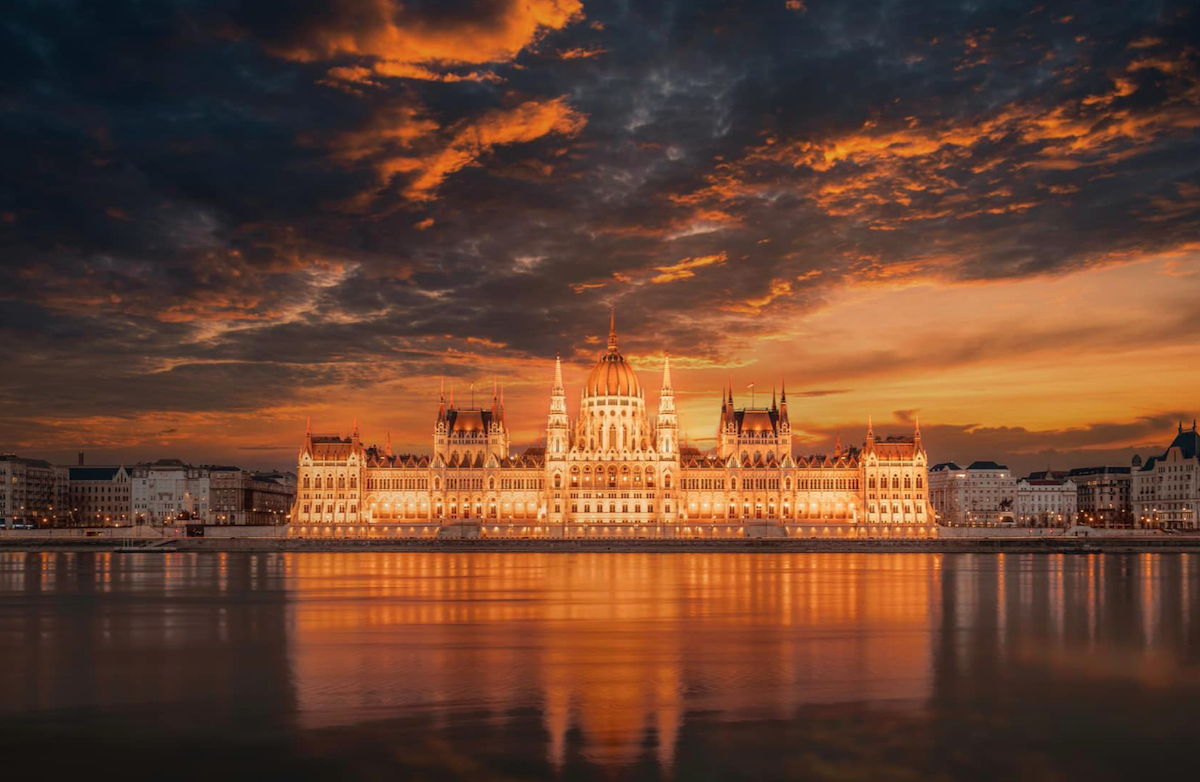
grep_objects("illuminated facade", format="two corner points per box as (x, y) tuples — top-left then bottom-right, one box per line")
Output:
(290, 317), (934, 539)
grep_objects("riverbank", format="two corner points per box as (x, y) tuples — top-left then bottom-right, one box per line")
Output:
(3, 536), (1200, 554)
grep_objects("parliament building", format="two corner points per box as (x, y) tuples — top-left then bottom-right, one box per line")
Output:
(290, 317), (934, 539)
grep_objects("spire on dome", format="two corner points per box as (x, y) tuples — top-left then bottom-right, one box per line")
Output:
(607, 309), (619, 354)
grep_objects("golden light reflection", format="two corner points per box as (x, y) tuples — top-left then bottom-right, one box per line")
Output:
(284, 552), (942, 769)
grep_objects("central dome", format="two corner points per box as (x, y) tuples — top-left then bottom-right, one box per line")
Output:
(583, 313), (641, 397)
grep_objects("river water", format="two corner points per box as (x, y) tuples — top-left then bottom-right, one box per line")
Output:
(1, 551), (1197, 780)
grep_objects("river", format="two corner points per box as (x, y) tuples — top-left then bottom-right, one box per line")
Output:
(1, 552), (1197, 780)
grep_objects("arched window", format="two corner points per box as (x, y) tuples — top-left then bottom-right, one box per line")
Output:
(489, 477), (495, 490)
(868, 475), (876, 489)
(303, 476), (310, 489)
(916, 476), (924, 489)
(904, 475), (912, 489)
(664, 473), (673, 489)
(892, 475), (900, 489)
(349, 476), (357, 489)
(553, 474), (562, 489)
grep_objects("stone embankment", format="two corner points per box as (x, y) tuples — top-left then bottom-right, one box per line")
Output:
(3, 534), (1200, 554)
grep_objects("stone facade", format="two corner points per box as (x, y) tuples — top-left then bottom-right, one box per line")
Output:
(131, 459), (211, 524)
(291, 317), (934, 540)
(0, 455), (69, 528)
(209, 467), (297, 525)
(1015, 477), (1078, 526)
(68, 465), (132, 526)
(1132, 422), (1200, 529)
(927, 461), (1016, 525)
(1067, 466), (1132, 527)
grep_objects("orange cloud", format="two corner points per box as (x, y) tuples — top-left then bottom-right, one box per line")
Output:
(557, 46), (607, 60)
(651, 252), (728, 283)
(328, 96), (586, 204)
(268, 0), (584, 83)
(671, 43), (1199, 232)
(391, 97), (587, 200)
(721, 278), (792, 314)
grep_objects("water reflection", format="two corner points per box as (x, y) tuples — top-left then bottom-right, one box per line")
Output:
(1, 552), (1199, 780)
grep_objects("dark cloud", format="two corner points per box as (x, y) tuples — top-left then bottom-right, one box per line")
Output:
(1, 0), (1198, 464)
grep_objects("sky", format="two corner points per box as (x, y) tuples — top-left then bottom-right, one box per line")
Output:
(1, 0), (1198, 477)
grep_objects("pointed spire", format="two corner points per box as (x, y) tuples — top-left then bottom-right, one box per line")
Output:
(834, 431), (842, 458)
(305, 416), (311, 436)
(771, 386), (777, 411)
(727, 379), (733, 405)
(553, 351), (564, 390)
(607, 309), (619, 353)
(867, 415), (875, 446)
(385, 431), (393, 458)
(449, 381), (455, 407)
(780, 378), (787, 404)
(352, 415), (359, 440)
(439, 376), (445, 402)
(661, 351), (673, 390)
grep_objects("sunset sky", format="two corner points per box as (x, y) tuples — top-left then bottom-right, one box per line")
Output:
(2, 0), (1198, 476)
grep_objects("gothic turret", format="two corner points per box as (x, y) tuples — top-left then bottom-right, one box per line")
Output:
(656, 352), (678, 457)
(546, 352), (570, 458)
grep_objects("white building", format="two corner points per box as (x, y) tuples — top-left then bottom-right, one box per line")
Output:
(1016, 477), (1077, 526)
(928, 461), (1015, 525)
(291, 315), (935, 540)
(131, 459), (210, 525)
(1132, 422), (1199, 530)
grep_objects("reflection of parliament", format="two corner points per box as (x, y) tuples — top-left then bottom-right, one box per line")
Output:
(291, 316), (934, 539)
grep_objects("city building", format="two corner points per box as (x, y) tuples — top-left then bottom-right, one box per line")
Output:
(209, 467), (297, 525)
(0, 454), (69, 528)
(290, 316), (934, 539)
(131, 459), (210, 525)
(1067, 466), (1132, 527)
(67, 465), (133, 526)
(927, 461), (1016, 525)
(1131, 422), (1200, 529)
(1015, 476), (1078, 526)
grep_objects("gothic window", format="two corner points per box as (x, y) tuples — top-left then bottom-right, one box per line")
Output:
(489, 477), (495, 490)
(731, 478), (738, 491)
(869, 476), (876, 489)
(904, 476), (912, 489)
(916, 476), (924, 489)
(892, 475), (901, 489)
(303, 476), (311, 489)
(553, 474), (562, 489)
(349, 476), (357, 489)
(664, 473), (673, 489)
